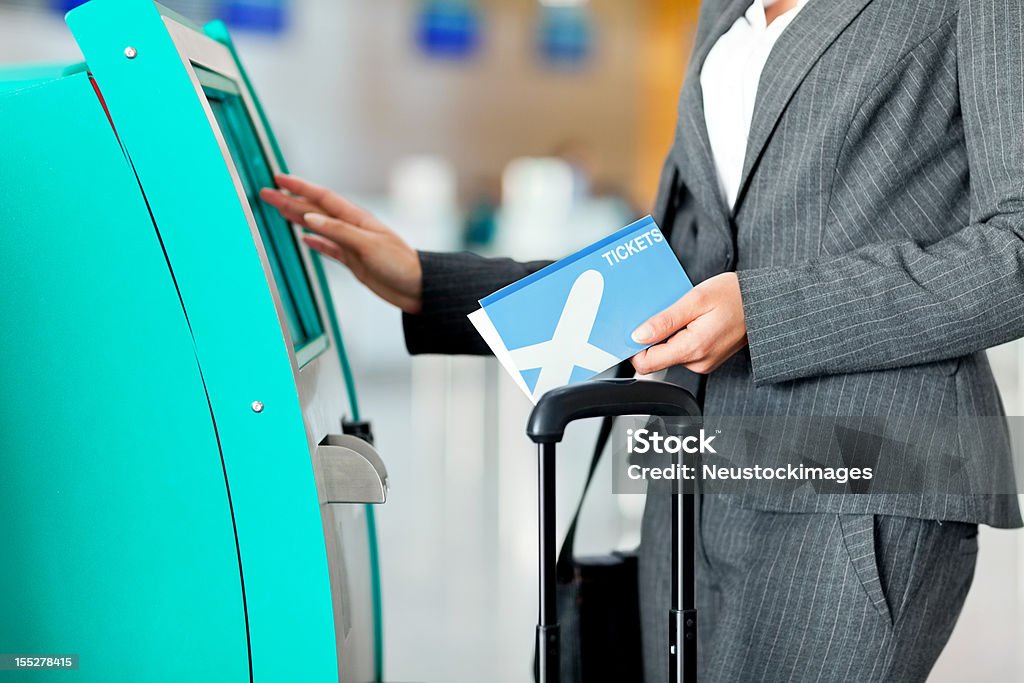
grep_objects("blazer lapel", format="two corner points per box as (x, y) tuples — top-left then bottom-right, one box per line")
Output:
(674, 0), (750, 243)
(733, 0), (876, 213)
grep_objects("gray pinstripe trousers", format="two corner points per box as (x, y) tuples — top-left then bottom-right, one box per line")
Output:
(639, 494), (978, 683)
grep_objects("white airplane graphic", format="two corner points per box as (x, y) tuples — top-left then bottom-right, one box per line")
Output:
(508, 269), (619, 399)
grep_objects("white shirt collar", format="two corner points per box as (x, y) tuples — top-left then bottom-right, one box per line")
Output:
(745, 0), (810, 31)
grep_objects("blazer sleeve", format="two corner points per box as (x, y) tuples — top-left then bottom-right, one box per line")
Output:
(402, 251), (552, 355)
(736, 0), (1024, 386)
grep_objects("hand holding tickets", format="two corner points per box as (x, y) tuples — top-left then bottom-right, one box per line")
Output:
(630, 271), (748, 377)
(469, 216), (695, 402)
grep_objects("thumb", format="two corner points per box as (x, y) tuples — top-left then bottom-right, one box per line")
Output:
(631, 290), (704, 345)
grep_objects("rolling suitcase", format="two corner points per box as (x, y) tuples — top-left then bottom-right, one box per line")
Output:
(527, 378), (701, 683)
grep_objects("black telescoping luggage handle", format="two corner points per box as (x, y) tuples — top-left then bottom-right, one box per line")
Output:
(527, 378), (701, 444)
(527, 378), (701, 683)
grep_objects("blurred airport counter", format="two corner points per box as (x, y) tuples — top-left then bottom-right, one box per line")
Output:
(2, 1), (1022, 681)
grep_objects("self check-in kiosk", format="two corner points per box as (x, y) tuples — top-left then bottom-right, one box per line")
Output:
(0, 1), (385, 680)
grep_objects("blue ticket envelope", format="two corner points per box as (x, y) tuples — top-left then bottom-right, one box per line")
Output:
(468, 215), (693, 402)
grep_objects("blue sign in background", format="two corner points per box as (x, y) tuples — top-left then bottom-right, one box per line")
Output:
(416, 0), (482, 60)
(480, 216), (692, 391)
(537, 6), (593, 69)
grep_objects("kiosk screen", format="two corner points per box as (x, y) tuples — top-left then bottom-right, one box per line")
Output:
(201, 71), (322, 351)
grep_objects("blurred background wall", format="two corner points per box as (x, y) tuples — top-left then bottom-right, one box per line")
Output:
(2, 1), (1022, 681)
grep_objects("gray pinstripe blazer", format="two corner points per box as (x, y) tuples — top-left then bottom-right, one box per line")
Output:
(404, 0), (1024, 527)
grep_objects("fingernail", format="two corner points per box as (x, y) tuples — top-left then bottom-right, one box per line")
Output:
(304, 212), (325, 226)
(632, 324), (653, 344)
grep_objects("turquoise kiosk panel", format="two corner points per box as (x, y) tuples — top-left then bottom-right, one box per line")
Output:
(0, 1), (384, 681)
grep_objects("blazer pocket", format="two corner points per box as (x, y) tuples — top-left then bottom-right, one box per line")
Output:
(839, 515), (892, 624)
(959, 524), (979, 556)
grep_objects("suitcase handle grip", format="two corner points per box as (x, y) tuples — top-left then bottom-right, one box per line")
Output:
(527, 378), (700, 444)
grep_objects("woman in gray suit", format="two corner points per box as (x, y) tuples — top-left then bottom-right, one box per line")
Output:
(263, 0), (1024, 680)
